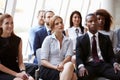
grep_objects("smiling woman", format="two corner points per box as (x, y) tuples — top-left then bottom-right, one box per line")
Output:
(0, 13), (34, 80)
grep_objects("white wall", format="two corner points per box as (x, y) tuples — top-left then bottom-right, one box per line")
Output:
(115, 0), (120, 30)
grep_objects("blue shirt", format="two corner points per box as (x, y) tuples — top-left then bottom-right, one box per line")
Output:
(28, 25), (45, 55)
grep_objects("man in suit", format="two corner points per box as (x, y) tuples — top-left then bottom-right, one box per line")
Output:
(28, 10), (45, 64)
(33, 11), (55, 61)
(76, 13), (120, 80)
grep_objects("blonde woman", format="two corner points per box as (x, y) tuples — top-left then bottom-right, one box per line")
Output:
(39, 15), (77, 80)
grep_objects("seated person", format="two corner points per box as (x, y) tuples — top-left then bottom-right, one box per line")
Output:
(0, 14), (34, 80)
(39, 16), (77, 80)
(115, 28), (120, 63)
(76, 13), (120, 80)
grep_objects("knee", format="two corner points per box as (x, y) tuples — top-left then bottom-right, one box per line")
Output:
(28, 75), (35, 80)
(64, 62), (74, 70)
(13, 78), (23, 80)
(71, 55), (76, 64)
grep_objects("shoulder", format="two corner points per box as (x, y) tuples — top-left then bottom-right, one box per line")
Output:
(44, 35), (52, 41)
(116, 28), (120, 34)
(11, 35), (21, 45)
(36, 27), (46, 34)
(64, 36), (72, 41)
(78, 33), (88, 39)
(67, 27), (73, 31)
(12, 35), (21, 40)
(37, 27), (46, 33)
(98, 32), (110, 40)
(29, 26), (37, 32)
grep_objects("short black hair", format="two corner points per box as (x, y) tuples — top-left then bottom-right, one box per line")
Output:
(85, 13), (96, 21)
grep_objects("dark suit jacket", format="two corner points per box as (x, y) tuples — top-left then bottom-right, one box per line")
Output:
(33, 27), (48, 55)
(76, 32), (115, 70)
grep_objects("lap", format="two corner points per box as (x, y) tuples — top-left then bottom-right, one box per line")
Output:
(39, 65), (60, 80)
(24, 63), (38, 78)
(78, 62), (120, 80)
(13, 76), (34, 80)
(0, 73), (15, 80)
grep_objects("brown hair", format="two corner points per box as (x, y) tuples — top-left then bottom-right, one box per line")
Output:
(69, 10), (84, 33)
(49, 15), (63, 31)
(94, 9), (113, 31)
(44, 10), (55, 18)
(0, 13), (14, 35)
(37, 10), (45, 17)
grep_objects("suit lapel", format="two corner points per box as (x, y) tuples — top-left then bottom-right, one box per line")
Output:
(98, 32), (103, 52)
(98, 32), (106, 57)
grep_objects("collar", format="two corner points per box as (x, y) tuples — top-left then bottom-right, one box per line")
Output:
(87, 31), (98, 39)
(51, 33), (69, 41)
(71, 26), (80, 30)
(45, 24), (51, 32)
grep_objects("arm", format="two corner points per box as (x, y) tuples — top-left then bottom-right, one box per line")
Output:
(0, 40), (28, 79)
(0, 64), (18, 76)
(41, 60), (57, 70)
(0, 40), (23, 76)
(18, 40), (26, 72)
(33, 31), (41, 55)
(17, 40), (29, 79)
(57, 55), (71, 71)
(61, 39), (73, 65)
(76, 37), (88, 77)
(57, 39), (73, 71)
(41, 36), (57, 69)
(76, 37), (84, 69)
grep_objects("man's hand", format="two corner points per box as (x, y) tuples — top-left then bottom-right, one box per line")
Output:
(78, 66), (88, 77)
(114, 63), (120, 73)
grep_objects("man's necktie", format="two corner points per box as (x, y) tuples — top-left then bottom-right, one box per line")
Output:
(75, 29), (79, 37)
(92, 35), (100, 62)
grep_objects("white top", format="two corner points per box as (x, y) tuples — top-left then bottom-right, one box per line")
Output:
(41, 33), (73, 66)
(67, 27), (83, 50)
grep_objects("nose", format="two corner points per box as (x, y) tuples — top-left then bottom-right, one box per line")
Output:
(8, 23), (13, 28)
(92, 21), (95, 24)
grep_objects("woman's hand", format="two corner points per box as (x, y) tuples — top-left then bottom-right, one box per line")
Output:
(15, 71), (29, 80)
(56, 63), (64, 71)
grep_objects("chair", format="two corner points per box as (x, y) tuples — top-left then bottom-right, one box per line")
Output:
(96, 77), (110, 80)
(35, 48), (42, 80)
(36, 48), (41, 66)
